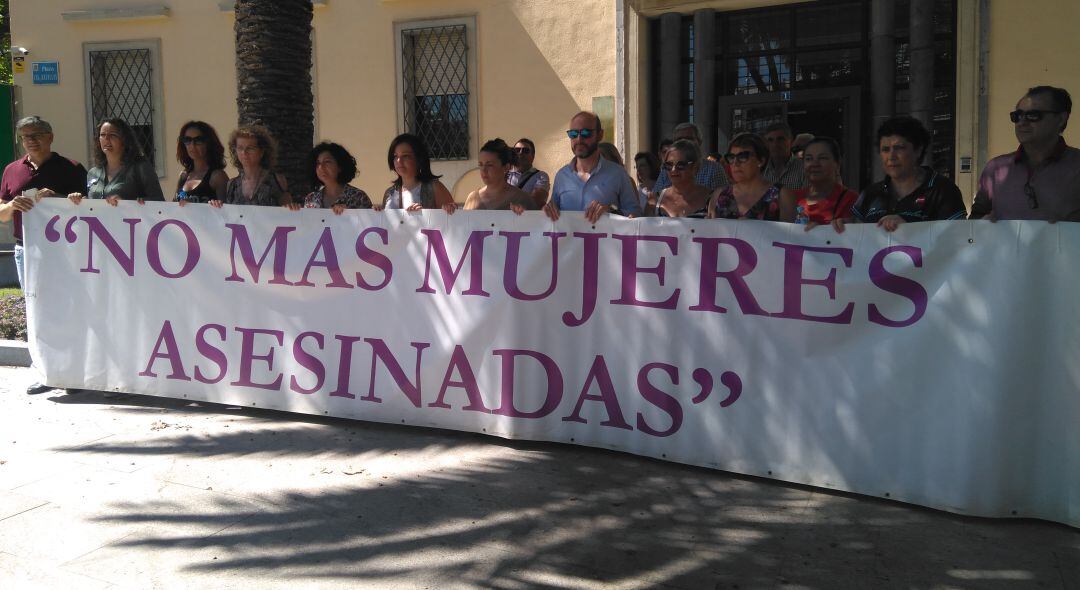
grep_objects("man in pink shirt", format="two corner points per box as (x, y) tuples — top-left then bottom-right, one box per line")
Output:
(970, 86), (1080, 221)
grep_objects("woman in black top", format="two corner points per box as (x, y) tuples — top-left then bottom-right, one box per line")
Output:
(175, 121), (229, 207)
(68, 118), (165, 206)
(840, 116), (966, 233)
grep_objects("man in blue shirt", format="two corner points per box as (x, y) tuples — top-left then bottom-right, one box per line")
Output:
(545, 111), (641, 222)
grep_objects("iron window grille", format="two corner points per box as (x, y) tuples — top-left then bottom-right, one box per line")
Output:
(87, 48), (156, 163)
(401, 25), (469, 160)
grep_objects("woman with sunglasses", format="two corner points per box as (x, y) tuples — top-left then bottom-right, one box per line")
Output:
(464, 138), (535, 212)
(174, 121), (228, 207)
(709, 133), (792, 221)
(382, 133), (456, 213)
(68, 118), (165, 206)
(842, 116), (965, 232)
(652, 139), (710, 218)
(783, 137), (860, 230)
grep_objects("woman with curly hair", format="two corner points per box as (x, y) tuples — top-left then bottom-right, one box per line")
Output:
(174, 120), (229, 207)
(301, 141), (372, 213)
(68, 118), (164, 206)
(224, 124), (291, 207)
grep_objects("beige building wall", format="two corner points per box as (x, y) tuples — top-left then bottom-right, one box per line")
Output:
(985, 0), (1080, 155)
(10, 0), (617, 203)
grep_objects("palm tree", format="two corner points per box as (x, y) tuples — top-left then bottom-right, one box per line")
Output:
(234, 0), (314, 196)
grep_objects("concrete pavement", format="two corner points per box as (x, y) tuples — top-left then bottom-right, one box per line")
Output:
(1, 366), (1077, 589)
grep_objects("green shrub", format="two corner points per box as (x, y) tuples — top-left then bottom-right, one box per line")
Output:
(0, 294), (28, 341)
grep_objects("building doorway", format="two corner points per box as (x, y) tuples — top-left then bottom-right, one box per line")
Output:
(718, 86), (861, 186)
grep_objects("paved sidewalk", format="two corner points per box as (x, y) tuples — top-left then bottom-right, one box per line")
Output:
(1, 366), (1076, 590)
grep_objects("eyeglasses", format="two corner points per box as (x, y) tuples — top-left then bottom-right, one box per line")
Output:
(19, 133), (48, 142)
(1024, 180), (1039, 209)
(1010, 109), (1063, 123)
(513, 147), (533, 154)
(566, 129), (596, 140)
(181, 135), (207, 145)
(724, 151), (755, 164)
(662, 160), (694, 171)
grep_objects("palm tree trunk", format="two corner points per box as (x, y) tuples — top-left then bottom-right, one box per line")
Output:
(235, 0), (314, 197)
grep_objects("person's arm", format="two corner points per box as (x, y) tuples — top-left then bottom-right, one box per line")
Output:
(930, 182), (969, 221)
(138, 160), (166, 202)
(617, 171), (642, 217)
(210, 169), (230, 200)
(529, 172), (550, 209)
(274, 173), (292, 207)
(433, 180), (457, 214)
(779, 188), (798, 223)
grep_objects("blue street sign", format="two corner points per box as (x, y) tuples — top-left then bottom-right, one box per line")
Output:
(32, 62), (60, 85)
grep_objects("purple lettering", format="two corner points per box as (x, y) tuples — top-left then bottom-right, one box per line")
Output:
(635, 363), (683, 437)
(500, 231), (565, 301)
(225, 224), (296, 285)
(361, 339), (430, 407)
(194, 324), (228, 384)
(868, 246), (928, 328)
(491, 349), (564, 418)
(562, 355), (632, 430)
(80, 217), (140, 276)
(689, 237), (768, 316)
(355, 227), (393, 290)
(417, 229), (492, 296)
(230, 327), (284, 390)
(294, 228), (352, 289)
(146, 219), (200, 279)
(429, 345), (491, 412)
(772, 242), (855, 324)
(562, 232), (606, 327)
(329, 335), (364, 399)
(289, 331), (326, 394)
(611, 234), (680, 309)
(139, 320), (191, 380)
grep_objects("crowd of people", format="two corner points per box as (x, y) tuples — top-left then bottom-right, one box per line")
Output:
(0, 84), (1076, 394)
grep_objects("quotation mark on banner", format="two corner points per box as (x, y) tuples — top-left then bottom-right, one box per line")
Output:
(691, 368), (742, 408)
(44, 215), (79, 244)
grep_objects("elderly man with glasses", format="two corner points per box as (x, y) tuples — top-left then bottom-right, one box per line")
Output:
(0, 115), (88, 395)
(970, 86), (1080, 221)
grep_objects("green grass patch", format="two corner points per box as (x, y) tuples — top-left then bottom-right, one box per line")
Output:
(0, 287), (22, 298)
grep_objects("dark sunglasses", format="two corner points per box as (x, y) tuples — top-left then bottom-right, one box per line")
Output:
(662, 160), (694, 171)
(513, 147), (533, 154)
(724, 151), (755, 164)
(1010, 109), (1062, 123)
(1024, 180), (1039, 209)
(181, 135), (207, 145)
(566, 128), (596, 140)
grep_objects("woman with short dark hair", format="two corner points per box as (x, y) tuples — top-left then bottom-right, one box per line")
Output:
(301, 142), (372, 214)
(68, 118), (165, 206)
(224, 125), (291, 207)
(382, 133), (456, 212)
(709, 133), (792, 220)
(174, 120), (228, 207)
(842, 116), (966, 232)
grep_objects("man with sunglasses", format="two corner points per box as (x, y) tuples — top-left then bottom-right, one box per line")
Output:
(0, 116), (88, 395)
(650, 122), (730, 201)
(546, 111), (640, 222)
(970, 86), (1080, 221)
(506, 138), (550, 209)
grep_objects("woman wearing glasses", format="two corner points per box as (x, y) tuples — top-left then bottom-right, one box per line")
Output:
(709, 133), (792, 221)
(842, 116), (965, 232)
(224, 125), (292, 207)
(174, 121), (228, 207)
(68, 118), (165, 206)
(652, 139), (710, 218)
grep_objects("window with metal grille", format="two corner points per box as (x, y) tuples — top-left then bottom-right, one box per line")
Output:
(83, 41), (164, 175)
(400, 25), (469, 160)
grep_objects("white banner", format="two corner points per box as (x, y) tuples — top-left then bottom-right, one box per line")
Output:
(23, 200), (1080, 527)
